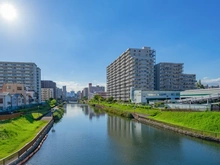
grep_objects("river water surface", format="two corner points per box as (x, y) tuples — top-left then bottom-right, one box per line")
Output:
(27, 104), (220, 165)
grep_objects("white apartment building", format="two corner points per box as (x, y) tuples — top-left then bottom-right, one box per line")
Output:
(0, 62), (41, 103)
(41, 88), (54, 102)
(155, 62), (196, 91)
(107, 46), (156, 101)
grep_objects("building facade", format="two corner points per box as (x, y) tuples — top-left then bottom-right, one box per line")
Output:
(56, 87), (63, 99)
(181, 74), (196, 90)
(155, 62), (183, 91)
(0, 92), (11, 111)
(41, 88), (54, 101)
(82, 87), (88, 98)
(62, 86), (67, 100)
(41, 80), (57, 99)
(0, 61), (41, 103)
(88, 83), (105, 99)
(130, 88), (180, 104)
(155, 62), (196, 91)
(107, 46), (156, 101)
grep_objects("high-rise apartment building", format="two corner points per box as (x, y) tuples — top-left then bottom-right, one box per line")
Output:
(181, 74), (196, 90)
(155, 62), (183, 90)
(0, 61), (41, 103)
(41, 80), (57, 99)
(107, 47), (156, 101)
(82, 87), (88, 98)
(155, 62), (196, 91)
(62, 86), (67, 99)
(56, 87), (63, 99)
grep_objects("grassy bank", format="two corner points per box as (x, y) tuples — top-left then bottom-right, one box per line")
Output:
(53, 107), (65, 122)
(90, 102), (220, 134)
(0, 114), (48, 159)
(149, 111), (220, 133)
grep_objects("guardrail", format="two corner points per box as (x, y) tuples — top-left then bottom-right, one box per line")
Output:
(0, 119), (53, 165)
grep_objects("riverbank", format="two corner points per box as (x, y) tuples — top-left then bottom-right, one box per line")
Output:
(90, 102), (220, 141)
(0, 114), (48, 159)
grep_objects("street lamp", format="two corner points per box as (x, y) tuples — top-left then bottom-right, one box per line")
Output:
(38, 105), (39, 118)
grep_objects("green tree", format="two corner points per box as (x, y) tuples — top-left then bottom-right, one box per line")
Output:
(196, 80), (205, 89)
(107, 96), (114, 103)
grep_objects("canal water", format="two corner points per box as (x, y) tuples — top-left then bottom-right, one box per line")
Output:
(27, 104), (220, 165)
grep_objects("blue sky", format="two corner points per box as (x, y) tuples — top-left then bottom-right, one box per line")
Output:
(0, 0), (220, 91)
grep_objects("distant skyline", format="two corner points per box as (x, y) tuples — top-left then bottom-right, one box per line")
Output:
(1, 0), (220, 92)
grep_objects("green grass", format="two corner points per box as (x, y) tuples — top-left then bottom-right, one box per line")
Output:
(0, 114), (48, 159)
(90, 101), (220, 135)
(149, 111), (220, 133)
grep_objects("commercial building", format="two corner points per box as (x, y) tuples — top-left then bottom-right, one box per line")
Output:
(41, 80), (57, 99)
(107, 46), (156, 101)
(155, 63), (196, 91)
(130, 89), (180, 104)
(41, 88), (54, 102)
(0, 61), (41, 103)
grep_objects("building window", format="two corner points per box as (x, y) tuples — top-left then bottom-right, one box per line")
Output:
(17, 87), (22, 90)
(0, 98), (3, 103)
(7, 86), (11, 89)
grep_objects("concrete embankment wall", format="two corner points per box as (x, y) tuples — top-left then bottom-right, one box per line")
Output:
(0, 119), (54, 165)
(133, 114), (220, 142)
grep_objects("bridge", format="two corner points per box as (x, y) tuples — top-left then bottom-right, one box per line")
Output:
(65, 97), (79, 104)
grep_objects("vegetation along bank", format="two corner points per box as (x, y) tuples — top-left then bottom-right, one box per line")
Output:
(89, 96), (220, 142)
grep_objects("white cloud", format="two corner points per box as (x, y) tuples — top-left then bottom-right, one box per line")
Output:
(54, 80), (106, 92)
(201, 77), (220, 85)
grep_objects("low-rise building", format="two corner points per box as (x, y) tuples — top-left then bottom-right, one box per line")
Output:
(0, 92), (11, 111)
(1, 83), (26, 102)
(130, 88), (180, 104)
(11, 94), (25, 109)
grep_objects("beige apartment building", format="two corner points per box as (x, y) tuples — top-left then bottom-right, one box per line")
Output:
(41, 88), (54, 102)
(107, 46), (156, 101)
(0, 62), (41, 103)
(1, 83), (26, 96)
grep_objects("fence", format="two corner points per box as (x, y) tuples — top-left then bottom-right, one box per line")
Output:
(0, 113), (22, 121)
(0, 119), (54, 165)
(165, 103), (211, 111)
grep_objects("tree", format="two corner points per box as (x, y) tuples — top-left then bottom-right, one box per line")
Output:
(107, 96), (114, 103)
(94, 94), (102, 102)
(196, 80), (205, 89)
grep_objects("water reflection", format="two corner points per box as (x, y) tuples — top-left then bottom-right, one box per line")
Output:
(26, 104), (220, 165)
(81, 104), (105, 120)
